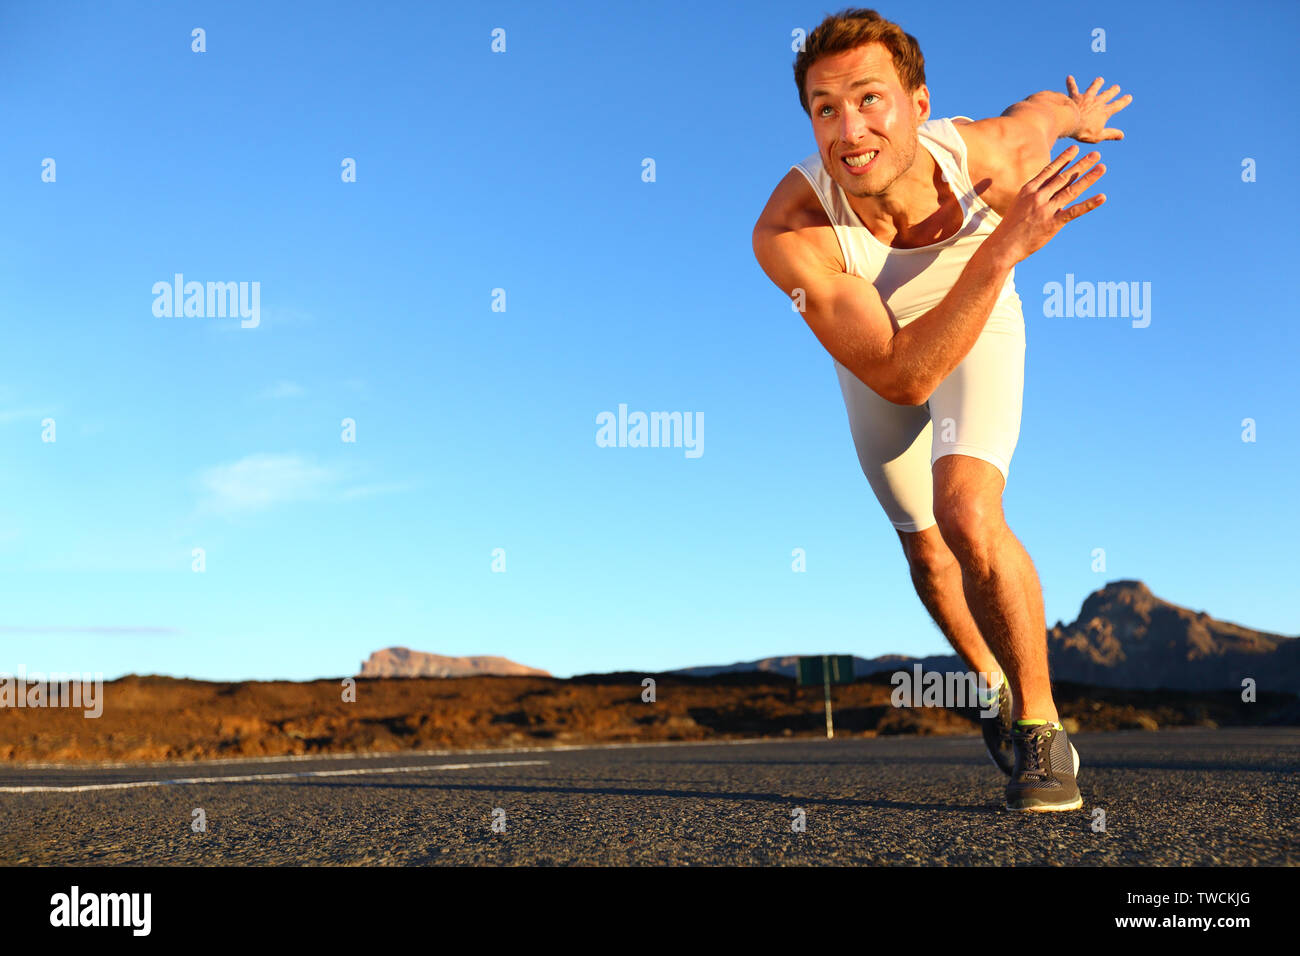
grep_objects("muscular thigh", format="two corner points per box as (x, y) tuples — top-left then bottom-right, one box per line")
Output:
(926, 322), (1026, 483)
(833, 357), (936, 532)
(833, 318), (1025, 532)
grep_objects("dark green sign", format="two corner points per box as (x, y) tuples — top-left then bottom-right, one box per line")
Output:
(796, 655), (855, 687)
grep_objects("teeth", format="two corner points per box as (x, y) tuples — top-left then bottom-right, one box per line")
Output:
(844, 151), (878, 167)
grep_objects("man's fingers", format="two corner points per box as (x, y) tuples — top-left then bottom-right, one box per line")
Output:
(1099, 84), (1123, 104)
(1051, 160), (1105, 202)
(1056, 193), (1107, 224)
(1066, 74), (1079, 96)
(1028, 144), (1080, 188)
(1105, 93), (1134, 115)
(1044, 151), (1098, 192)
(1101, 128), (1125, 141)
(1085, 76), (1105, 96)
(1043, 151), (1100, 192)
(1051, 162), (1106, 205)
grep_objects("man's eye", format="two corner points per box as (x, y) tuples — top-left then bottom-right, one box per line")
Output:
(820, 94), (878, 117)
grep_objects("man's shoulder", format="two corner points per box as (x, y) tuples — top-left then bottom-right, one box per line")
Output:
(752, 165), (847, 277)
(756, 164), (830, 232)
(940, 114), (1038, 197)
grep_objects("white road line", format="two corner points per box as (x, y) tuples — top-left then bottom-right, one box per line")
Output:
(0, 758), (549, 794)
(7, 735), (804, 771)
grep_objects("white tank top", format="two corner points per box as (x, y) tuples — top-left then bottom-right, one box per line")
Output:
(791, 116), (1023, 337)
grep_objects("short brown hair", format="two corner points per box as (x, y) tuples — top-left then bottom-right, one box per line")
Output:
(794, 8), (926, 115)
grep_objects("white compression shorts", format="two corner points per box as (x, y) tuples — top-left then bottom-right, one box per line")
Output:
(833, 320), (1026, 533)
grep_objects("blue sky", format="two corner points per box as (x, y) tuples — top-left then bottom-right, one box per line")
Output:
(1, 0), (1296, 681)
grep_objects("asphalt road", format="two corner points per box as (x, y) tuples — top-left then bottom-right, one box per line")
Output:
(1, 728), (1295, 865)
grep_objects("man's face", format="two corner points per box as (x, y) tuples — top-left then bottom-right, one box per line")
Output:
(804, 43), (929, 199)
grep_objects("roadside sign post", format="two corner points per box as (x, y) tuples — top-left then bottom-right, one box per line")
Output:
(822, 660), (833, 738)
(795, 655), (855, 739)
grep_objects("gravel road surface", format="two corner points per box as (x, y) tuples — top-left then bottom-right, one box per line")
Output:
(1, 728), (1294, 865)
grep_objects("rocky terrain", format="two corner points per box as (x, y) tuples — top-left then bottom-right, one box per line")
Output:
(1045, 580), (1298, 691)
(3, 580), (1293, 764)
(0, 669), (1294, 764)
(358, 648), (550, 678)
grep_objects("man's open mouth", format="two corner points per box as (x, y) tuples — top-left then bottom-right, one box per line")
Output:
(841, 149), (879, 172)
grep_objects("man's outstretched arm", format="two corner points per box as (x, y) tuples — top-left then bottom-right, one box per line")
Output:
(1004, 75), (1133, 150)
(956, 76), (1132, 216)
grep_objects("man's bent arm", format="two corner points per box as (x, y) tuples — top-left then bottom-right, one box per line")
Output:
(884, 241), (1015, 403)
(892, 143), (1108, 404)
(753, 147), (1106, 406)
(753, 200), (1015, 407)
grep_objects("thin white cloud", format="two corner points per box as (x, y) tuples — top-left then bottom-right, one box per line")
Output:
(199, 453), (338, 514)
(257, 380), (306, 400)
(339, 479), (420, 500)
(0, 407), (49, 424)
(197, 454), (415, 514)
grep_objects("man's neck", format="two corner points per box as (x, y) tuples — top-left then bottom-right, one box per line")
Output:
(844, 145), (956, 246)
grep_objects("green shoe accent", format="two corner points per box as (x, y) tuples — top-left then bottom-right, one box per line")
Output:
(1015, 719), (1064, 730)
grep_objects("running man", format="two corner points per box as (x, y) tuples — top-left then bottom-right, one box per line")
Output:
(751, 8), (1131, 811)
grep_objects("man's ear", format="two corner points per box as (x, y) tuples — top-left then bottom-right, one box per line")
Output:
(913, 84), (931, 124)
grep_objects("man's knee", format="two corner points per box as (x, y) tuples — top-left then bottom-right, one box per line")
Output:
(933, 495), (1004, 560)
(931, 455), (1008, 560)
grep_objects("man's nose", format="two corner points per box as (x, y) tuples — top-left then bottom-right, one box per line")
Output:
(840, 109), (869, 143)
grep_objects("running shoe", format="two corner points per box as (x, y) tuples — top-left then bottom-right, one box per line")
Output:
(1004, 719), (1082, 812)
(979, 677), (1015, 776)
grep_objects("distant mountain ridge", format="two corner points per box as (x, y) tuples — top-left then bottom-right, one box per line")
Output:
(1046, 580), (1298, 691)
(667, 653), (962, 680)
(359, 648), (550, 678)
(358, 582), (1296, 692)
(668, 581), (1298, 693)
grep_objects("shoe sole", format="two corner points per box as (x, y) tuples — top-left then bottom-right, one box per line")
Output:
(1004, 795), (1084, 812)
(1004, 744), (1082, 812)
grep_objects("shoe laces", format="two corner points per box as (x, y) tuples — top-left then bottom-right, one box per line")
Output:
(1016, 726), (1051, 777)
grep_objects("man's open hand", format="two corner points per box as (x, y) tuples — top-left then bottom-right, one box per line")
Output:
(1065, 75), (1132, 142)
(986, 145), (1108, 266)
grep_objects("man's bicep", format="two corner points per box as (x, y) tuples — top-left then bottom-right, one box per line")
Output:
(808, 272), (901, 399)
(753, 225), (899, 402)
